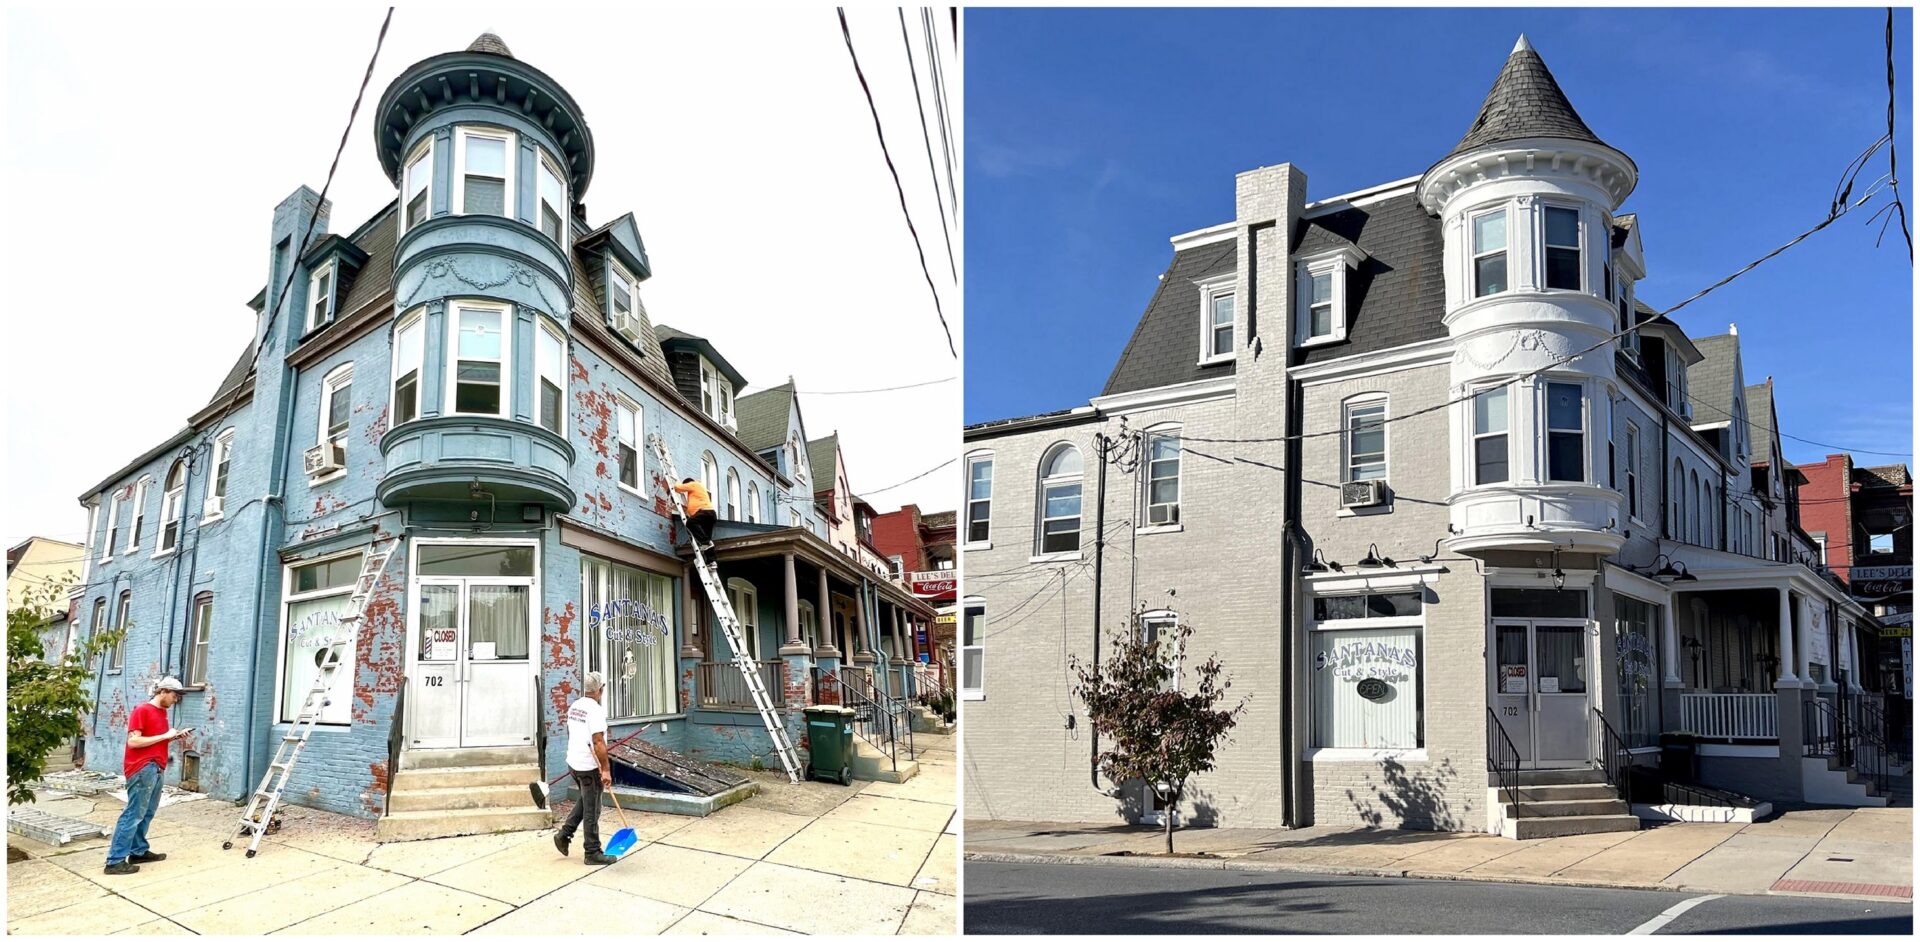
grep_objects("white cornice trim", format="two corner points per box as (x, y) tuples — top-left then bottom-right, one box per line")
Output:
(1091, 375), (1236, 414)
(1289, 336), (1454, 386)
(1303, 175), (1421, 217)
(1169, 222), (1236, 251)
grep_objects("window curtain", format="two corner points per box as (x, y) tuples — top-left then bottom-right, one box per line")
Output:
(468, 585), (529, 659)
(1310, 626), (1422, 749)
(590, 562), (676, 720)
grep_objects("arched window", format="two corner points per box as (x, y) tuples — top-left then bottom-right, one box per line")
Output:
(725, 469), (741, 520)
(1671, 460), (1684, 538)
(129, 476), (152, 552)
(159, 461), (187, 554)
(746, 482), (761, 524)
(1036, 443), (1084, 555)
(1689, 469), (1701, 544)
(700, 452), (718, 495)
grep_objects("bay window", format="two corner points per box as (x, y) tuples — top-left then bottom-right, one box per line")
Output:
(581, 557), (678, 719)
(1546, 381), (1585, 482)
(1144, 428), (1181, 526)
(402, 140), (433, 231)
(1344, 398), (1387, 482)
(392, 310), (424, 425)
(615, 396), (640, 492)
(1472, 209), (1508, 298)
(450, 304), (507, 416)
(455, 127), (513, 217)
(1310, 591), (1424, 750)
(280, 553), (361, 724)
(537, 149), (567, 244)
(1472, 385), (1509, 485)
(537, 319), (566, 434)
(1036, 443), (1083, 556)
(965, 452), (993, 544)
(1542, 205), (1582, 291)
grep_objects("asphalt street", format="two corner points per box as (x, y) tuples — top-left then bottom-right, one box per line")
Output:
(964, 860), (1913, 935)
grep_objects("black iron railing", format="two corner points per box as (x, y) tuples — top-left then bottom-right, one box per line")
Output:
(533, 674), (546, 786)
(1805, 696), (1889, 799)
(1593, 708), (1632, 804)
(1487, 707), (1523, 822)
(385, 677), (405, 814)
(837, 668), (914, 773)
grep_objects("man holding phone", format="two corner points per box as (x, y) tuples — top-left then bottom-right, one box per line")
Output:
(104, 676), (189, 875)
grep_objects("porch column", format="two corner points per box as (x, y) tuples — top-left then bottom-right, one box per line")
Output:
(679, 567), (703, 659)
(781, 552), (808, 655)
(853, 581), (876, 665)
(1661, 600), (1682, 687)
(1795, 594), (1816, 687)
(815, 567), (838, 656)
(1776, 588), (1800, 686)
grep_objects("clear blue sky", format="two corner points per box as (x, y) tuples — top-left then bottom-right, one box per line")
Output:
(964, 7), (1913, 466)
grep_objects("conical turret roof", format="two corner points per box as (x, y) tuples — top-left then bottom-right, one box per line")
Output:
(1444, 35), (1607, 159)
(467, 32), (513, 58)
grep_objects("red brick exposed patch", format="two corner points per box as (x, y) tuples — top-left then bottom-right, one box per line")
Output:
(544, 603), (579, 727)
(364, 761), (388, 816)
(596, 460), (608, 478)
(365, 405), (389, 444)
(352, 569), (405, 724)
(311, 492), (350, 518)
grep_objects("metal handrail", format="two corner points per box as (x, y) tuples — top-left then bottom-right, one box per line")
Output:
(533, 674), (546, 787)
(837, 667), (912, 773)
(1805, 696), (1890, 799)
(1487, 707), (1523, 822)
(1592, 708), (1632, 804)
(384, 676), (405, 815)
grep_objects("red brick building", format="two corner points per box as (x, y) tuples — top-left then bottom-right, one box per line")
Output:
(871, 505), (958, 662)
(1797, 453), (1912, 717)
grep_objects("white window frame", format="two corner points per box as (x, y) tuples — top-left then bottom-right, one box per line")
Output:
(205, 430), (234, 521)
(391, 309), (425, 427)
(103, 491), (122, 561)
(1141, 426), (1182, 530)
(1034, 442), (1084, 561)
(1139, 609), (1181, 690)
(157, 461), (186, 557)
(446, 302), (510, 419)
(400, 137), (433, 234)
(964, 451), (993, 549)
(699, 359), (720, 421)
(1544, 379), (1587, 483)
(187, 592), (213, 686)
(1624, 421), (1641, 523)
(1470, 384), (1511, 487)
(1196, 274), (1236, 365)
(1306, 588), (1427, 759)
(306, 261), (335, 333)
(1539, 202), (1585, 293)
(961, 597), (985, 700)
(725, 469), (742, 520)
(452, 125), (516, 219)
(727, 577), (761, 660)
(128, 477), (150, 552)
(1470, 206), (1510, 299)
(536, 317), (567, 435)
(615, 395), (641, 495)
(746, 482), (761, 524)
(1296, 248), (1362, 347)
(315, 363), (354, 482)
(81, 502), (97, 581)
(700, 452), (718, 497)
(88, 597), (106, 661)
(274, 550), (364, 728)
(109, 590), (130, 673)
(1343, 396), (1388, 484)
(607, 260), (642, 341)
(536, 147), (568, 246)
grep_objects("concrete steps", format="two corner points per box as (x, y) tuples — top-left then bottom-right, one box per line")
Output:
(1509, 813), (1643, 840)
(851, 739), (919, 784)
(1497, 767), (1640, 840)
(377, 747), (549, 842)
(1801, 757), (1890, 807)
(1500, 797), (1629, 818)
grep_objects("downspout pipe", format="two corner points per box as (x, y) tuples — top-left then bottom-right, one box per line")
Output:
(1280, 375), (1305, 829)
(1089, 430), (1121, 799)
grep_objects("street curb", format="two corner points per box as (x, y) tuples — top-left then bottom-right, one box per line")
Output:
(961, 850), (1909, 903)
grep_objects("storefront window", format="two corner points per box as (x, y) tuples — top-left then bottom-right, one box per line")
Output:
(1310, 592), (1424, 750)
(281, 552), (361, 725)
(1490, 587), (1588, 620)
(582, 557), (677, 720)
(1614, 595), (1661, 748)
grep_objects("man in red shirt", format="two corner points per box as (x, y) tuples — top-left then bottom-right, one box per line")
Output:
(104, 676), (189, 875)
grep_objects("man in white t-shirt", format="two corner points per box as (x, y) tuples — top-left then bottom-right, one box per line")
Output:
(554, 671), (614, 865)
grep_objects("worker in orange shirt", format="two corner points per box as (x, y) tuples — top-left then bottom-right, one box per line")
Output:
(672, 478), (717, 551)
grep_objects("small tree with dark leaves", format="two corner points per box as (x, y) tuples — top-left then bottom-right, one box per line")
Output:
(1072, 619), (1246, 854)
(8, 581), (122, 805)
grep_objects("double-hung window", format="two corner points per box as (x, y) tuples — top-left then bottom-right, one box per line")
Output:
(1037, 444), (1083, 555)
(1140, 610), (1181, 690)
(317, 364), (353, 472)
(1344, 399), (1387, 482)
(206, 430), (234, 519)
(1472, 386), (1510, 485)
(608, 263), (641, 340)
(1472, 209), (1508, 297)
(961, 599), (985, 699)
(450, 305), (507, 416)
(725, 469), (741, 520)
(1310, 591), (1424, 750)
(129, 478), (149, 552)
(89, 598), (106, 660)
(1546, 381), (1585, 482)
(1543, 206), (1582, 291)
(965, 453), (993, 544)
(159, 461), (186, 554)
(402, 139), (432, 231)
(1624, 423), (1640, 520)
(103, 493), (122, 559)
(1144, 429), (1181, 525)
(615, 396), (640, 493)
(392, 311), (425, 425)
(537, 149), (567, 244)
(700, 453), (718, 497)
(1306, 271), (1335, 339)
(537, 319), (567, 434)
(307, 262), (334, 333)
(455, 127), (513, 217)
(1203, 288), (1234, 361)
(187, 593), (213, 685)
(110, 590), (131, 672)
(746, 482), (761, 524)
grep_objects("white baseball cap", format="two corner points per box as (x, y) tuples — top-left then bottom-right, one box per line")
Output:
(152, 676), (185, 693)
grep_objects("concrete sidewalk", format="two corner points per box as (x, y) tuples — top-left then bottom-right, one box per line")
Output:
(7, 733), (956, 935)
(965, 804), (1911, 903)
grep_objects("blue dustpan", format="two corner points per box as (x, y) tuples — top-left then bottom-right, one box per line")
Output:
(604, 787), (638, 858)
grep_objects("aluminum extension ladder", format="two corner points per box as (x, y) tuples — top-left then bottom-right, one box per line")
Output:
(648, 435), (802, 783)
(224, 540), (396, 857)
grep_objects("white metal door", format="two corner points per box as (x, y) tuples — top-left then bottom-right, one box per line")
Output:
(410, 581), (462, 748)
(1491, 619), (1591, 768)
(408, 579), (534, 749)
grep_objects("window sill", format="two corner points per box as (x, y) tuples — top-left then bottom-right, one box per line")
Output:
(201, 513), (224, 525)
(962, 690), (985, 702)
(309, 471), (346, 487)
(151, 549), (176, 561)
(1196, 353), (1236, 367)
(1297, 333), (1345, 349)
(1135, 524), (1183, 536)
(1336, 504), (1393, 518)
(1029, 552), (1081, 564)
(1305, 747), (1427, 763)
(617, 482), (645, 499)
(963, 541), (992, 552)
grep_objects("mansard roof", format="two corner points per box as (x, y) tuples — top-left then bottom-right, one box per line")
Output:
(1100, 237), (1237, 397)
(1443, 35), (1611, 161)
(1292, 192), (1448, 364)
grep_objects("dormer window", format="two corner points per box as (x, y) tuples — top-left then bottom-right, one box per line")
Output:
(454, 127), (514, 217)
(401, 139), (433, 232)
(537, 149), (567, 245)
(307, 262), (335, 332)
(607, 262), (642, 342)
(1472, 209), (1508, 297)
(1542, 205), (1582, 291)
(1196, 275), (1235, 364)
(697, 358), (732, 426)
(1296, 247), (1362, 347)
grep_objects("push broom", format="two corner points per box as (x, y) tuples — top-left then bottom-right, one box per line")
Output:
(529, 723), (653, 809)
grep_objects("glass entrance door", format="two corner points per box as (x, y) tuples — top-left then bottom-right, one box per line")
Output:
(1491, 619), (1591, 768)
(407, 544), (536, 750)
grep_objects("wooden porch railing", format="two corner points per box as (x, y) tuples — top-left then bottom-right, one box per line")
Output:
(1680, 693), (1778, 740)
(696, 660), (786, 711)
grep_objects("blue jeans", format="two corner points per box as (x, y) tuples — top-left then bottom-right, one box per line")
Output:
(106, 762), (163, 865)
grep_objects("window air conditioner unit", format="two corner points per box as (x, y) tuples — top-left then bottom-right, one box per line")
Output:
(610, 310), (642, 342)
(1148, 502), (1179, 526)
(203, 497), (224, 518)
(1341, 480), (1388, 509)
(304, 443), (344, 477)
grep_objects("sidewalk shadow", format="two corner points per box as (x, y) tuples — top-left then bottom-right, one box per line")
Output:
(966, 875), (1363, 934)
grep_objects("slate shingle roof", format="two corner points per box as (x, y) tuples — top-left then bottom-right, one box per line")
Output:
(807, 435), (839, 495)
(921, 510), (955, 530)
(734, 383), (794, 454)
(1686, 334), (1739, 428)
(1101, 239), (1238, 396)
(1858, 464), (1912, 489)
(204, 341), (257, 407)
(1444, 36), (1611, 161)
(1294, 192), (1449, 364)
(467, 33), (513, 57)
(1746, 381), (1777, 465)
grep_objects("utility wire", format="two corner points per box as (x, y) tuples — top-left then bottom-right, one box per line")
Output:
(837, 7), (957, 359)
(898, 7), (957, 283)
(799, 376), (955, 395)
(922, 7), (960, 218)
(1880, 6), (1913, 257)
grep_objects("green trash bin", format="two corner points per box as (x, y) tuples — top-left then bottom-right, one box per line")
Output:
(805, 705), (855, 785)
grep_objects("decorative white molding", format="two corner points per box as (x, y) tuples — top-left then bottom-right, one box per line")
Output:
(1091, 375), (1235, 414)
(1169, 221), (1236, 251)
(1290, 337), (1454, 387)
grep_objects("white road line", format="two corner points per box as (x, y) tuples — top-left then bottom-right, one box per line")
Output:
(1628, 893), (1726, 935)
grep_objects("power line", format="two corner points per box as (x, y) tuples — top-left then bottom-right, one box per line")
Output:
(922, 8), (960, 219)
(898, 6), (957, 283)
(836, 7), (957, 359)
(860, 457), (957, 498)
(1877, 6), (1913, 257)
(799, 376), (954, 395)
